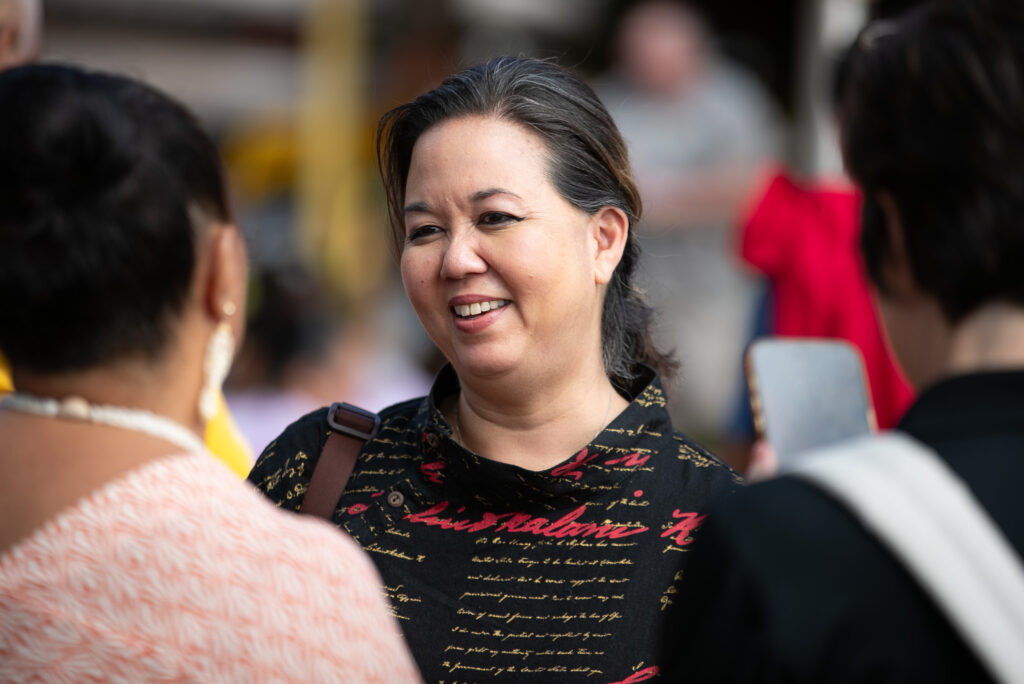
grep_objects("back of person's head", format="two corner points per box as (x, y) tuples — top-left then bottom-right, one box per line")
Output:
(0, 63), (231, 374)
(377, 55), (676, 388)
(839, 0), (1024, 322)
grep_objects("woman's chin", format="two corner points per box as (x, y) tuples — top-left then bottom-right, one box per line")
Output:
(449, 349), (522, 382)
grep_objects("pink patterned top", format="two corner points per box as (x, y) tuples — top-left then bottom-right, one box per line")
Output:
(0, 454), (420, 683)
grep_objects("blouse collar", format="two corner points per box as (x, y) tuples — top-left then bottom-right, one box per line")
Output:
(410, 364), (677, 508)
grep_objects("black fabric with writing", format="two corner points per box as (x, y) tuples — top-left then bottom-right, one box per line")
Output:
(249, 365), (740, 683)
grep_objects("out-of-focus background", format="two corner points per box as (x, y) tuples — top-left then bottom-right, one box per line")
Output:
(37, 0), (909, 464)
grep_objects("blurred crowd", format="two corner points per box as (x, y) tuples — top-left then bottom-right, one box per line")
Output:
(25, 0), (850, 463)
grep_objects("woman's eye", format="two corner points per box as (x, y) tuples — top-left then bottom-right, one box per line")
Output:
(406, 225), (441, 243)
(478, 212), (520, 227)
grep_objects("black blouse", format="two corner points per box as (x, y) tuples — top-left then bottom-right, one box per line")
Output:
(249, 365), (740, 683)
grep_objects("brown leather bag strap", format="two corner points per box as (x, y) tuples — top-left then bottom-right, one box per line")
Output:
(299, 402), (381, 520)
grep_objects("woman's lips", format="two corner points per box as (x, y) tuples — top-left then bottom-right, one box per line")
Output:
(448, 297), (510, 332)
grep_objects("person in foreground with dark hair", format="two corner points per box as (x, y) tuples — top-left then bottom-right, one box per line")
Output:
(0, 64), (418, 681)
(0, 0), (257, 478)
(660, 1), (1024, 681)
(249, 55), (740, 682)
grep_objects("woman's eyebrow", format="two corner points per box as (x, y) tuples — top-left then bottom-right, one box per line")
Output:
(404, 189), (522, 215)
(470, 188), (522, 202)
(403, 200), (431, 215)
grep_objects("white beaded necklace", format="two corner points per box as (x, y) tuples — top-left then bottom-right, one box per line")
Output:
(0, 392), (206, 455)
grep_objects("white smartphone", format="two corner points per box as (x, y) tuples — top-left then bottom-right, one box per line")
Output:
(745, 337), (877, 464)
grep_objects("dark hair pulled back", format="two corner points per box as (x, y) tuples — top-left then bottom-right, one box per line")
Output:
(377, 55), (675, 387)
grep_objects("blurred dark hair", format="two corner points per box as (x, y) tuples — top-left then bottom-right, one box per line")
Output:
(376, 55), (675, 388)
(838, 0), (1024, 323)
(0, 63), (231, 373)
(245, 267), (339, 386)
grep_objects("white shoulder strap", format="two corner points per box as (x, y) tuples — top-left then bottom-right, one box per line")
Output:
(786, 432), (1024, 683)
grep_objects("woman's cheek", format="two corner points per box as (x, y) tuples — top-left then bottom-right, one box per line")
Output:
(401, 262), (438, 327)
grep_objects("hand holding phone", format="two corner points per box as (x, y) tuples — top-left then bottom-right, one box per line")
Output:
(745, 337), (877, 465)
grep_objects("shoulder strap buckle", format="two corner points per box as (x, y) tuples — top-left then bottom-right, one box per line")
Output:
(300, 403), (380, 521)
(327, 402), (381, 441)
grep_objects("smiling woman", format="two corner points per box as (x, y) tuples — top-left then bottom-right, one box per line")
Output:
(248, 55), (740, 683)
(399, 115), (623, 441)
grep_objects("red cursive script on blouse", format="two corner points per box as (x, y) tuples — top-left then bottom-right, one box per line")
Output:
(552, 448), (652, 481)
(551, 448), (600, 481)
(420, 460), (446, 484)
(604, 453), (650, 467)
(406, 502), (649, 539)
(659, 510), (706, 546)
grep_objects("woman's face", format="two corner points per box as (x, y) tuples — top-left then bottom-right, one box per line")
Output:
(400, 115), (611, 384)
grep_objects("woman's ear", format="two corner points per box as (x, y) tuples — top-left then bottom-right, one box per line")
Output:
(203, 223), (249, 343)
(591, 206), (630, 286)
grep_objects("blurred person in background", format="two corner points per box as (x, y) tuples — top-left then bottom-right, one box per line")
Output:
(250, 55), (740, 682)
(734, 46), (914, 440)
(226, 266), (430, 451)
(220, 106), (432, 459)
(0, 63), (418, 681)
(594, 0), (782, 446)
(726, 44), (917, 475)
(226, 268), (341, 451)
(661, 1), (1024, 680)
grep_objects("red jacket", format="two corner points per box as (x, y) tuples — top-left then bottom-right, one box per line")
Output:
(738, 170), (914, 428)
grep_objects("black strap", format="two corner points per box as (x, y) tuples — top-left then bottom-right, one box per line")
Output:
(299, 402), (380, 520)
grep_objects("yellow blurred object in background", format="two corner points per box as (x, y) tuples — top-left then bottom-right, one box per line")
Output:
(203, 392), (254, 477)
(299, 0), (387, 307)
(0, 351), (12, 393)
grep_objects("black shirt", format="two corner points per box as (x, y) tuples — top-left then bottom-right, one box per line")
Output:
(660, 370), (1024, 682)
(249, 365), (740, 683)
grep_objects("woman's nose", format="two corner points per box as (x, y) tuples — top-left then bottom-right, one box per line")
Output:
(440, 231), (487, 280)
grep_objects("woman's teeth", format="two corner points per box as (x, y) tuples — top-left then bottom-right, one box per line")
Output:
(453, 299), (509, 318)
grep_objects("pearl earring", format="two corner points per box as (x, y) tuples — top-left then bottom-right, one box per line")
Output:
(198, 302), (236, 423)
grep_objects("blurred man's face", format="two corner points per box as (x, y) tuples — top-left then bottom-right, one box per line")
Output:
(618, 1), (705, 97)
